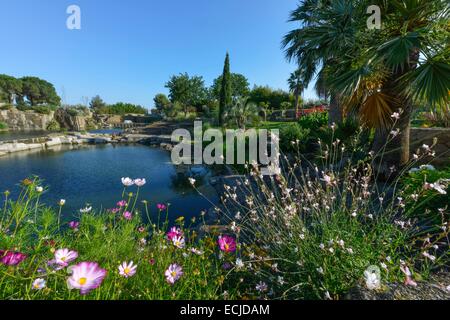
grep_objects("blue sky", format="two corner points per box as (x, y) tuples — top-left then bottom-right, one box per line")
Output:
(0, 0), (318, 109)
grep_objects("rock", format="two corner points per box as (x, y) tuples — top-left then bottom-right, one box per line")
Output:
(346, 272), (450, 300)
(0, 108), (54, 131)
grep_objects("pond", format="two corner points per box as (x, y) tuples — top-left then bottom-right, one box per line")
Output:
(0, 144), (218, 224)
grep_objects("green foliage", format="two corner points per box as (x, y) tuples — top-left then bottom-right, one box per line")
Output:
(279, 123), (311, 153)
(211, 72), (250, 101)
(0, 74), (22, 104)
(401, 166), (450, 224)
(89, 95), (107, 112)
(95, 102), (148, 115)
(225, 97), (260, 130)
(165, 73), (208, 116)
(298, 112), (329, 131)
(248, 85), (294, 111)
(0, 121), (8, 130)
(20, 76), (61, 106)
(46, 120), (61, 131)
(219, 53), (232, 126)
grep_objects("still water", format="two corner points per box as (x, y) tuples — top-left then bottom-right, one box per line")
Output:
(0, 144), (217, 223)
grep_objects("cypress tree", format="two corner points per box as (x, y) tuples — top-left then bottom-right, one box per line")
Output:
(219, 52), (232, 126)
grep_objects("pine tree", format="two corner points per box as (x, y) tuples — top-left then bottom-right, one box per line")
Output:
(219, 53), (232, 126)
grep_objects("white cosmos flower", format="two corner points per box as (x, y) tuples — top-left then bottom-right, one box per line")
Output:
(32, 278), (46, 290)
(121, 177), (134, 187)
(172, 236), (185, 249)
(391, 112), (400, 120)
(133, 178), (146, 187)
(188, 178), (196, 186)
(36, 186), (43, 193)
(80, 206), (92, 213)
(59, 199), (66, 206)
(118, 261), (137, 278)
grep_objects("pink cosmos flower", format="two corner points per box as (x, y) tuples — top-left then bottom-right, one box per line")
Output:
(54, 249), (78, 267)
(133, 178), (146, 187)
(118, 261), (137, 278)
(110, 208), (120, 214)
(0, 250), (27, 266)
(67, 262), (107, 295)
(123, 211), (132, 220)
(117, 200), (127, 208)
(167, 227), (183, 241)
(68, 221), (80, 230)
(157, 203), (167, 211)
(165, 264), (183, 284)
(218, 235), (236, 253)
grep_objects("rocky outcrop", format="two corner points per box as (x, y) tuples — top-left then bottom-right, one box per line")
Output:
(54, 108), (98, 131)
(0, 108), (54, 131)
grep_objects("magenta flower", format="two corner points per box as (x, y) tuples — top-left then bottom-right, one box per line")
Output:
(166, 227), (183, 241)
(68, 221), (80, 230)
(157, 203), (167, 211)
(117, 200), (127, 208)
(54, 249), (78, 267)
(218, 235), (236, 253)
(123, 211), (132, 220)
(0, 250), (27, 266)
(67, 262), (107, 295)
(165, 264), (183, 284)
(110, 208), (120, 214)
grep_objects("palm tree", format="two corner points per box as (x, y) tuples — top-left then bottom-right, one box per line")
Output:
(282, 0), (351, 126)
(288, 69), (305, 117)
(225, 97), (260, 130)
(283, 0), (449, 176)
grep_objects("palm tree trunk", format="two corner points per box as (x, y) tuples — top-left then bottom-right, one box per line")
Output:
(294, 88), (300, 118)
(372, 49), (419, 180)
(328, 93), (342, 126)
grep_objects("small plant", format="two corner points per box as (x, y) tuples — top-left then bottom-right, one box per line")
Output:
(207, 126), (449, 299)
(0, 121), (8, 130)
(46, 120), (61, 131)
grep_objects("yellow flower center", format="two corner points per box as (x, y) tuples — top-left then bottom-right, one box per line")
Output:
(78, 277), (87, 285)
(124, 267), (131, 274)
(61, 257), (66, 262)
(224, 244), (229, 251)
(171, 271), (177, 277)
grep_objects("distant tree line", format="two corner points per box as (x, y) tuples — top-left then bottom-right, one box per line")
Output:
(0, 74), (60, 106)
(90, 95), (148, 115)
(152, 53), (299, 123)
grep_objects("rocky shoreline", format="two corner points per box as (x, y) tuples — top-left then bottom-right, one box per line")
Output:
(0, 131), (175, 157)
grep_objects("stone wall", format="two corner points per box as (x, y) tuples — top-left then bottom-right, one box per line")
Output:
(0, 108), (54, 130)
(410, 127), (450, 168)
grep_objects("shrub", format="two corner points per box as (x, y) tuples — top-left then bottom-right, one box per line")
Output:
(0, 121), (8, 130)
(213, 135), (449, 299)
(298, 112), (328, 131)
(401, 166), (450, 224)
(279, 123), (311, 153)
(46, 120), (61, 131)
(0, 104), (12, 110)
